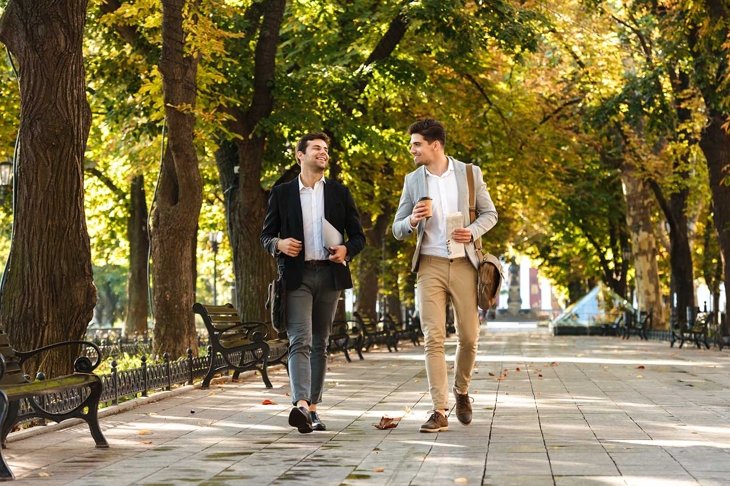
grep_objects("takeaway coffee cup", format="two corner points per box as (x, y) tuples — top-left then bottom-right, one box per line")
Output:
(418, 196), (433, 219)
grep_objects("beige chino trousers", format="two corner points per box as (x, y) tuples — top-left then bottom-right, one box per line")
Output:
(416, 255), (479, 410)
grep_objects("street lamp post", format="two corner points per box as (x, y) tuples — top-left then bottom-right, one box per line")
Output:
(209, 231), (223, 305)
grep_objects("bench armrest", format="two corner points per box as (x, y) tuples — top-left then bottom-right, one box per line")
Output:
(241, 322), (270, 341)
(16, 340), (103, 373)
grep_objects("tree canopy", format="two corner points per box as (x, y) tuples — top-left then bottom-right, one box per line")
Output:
(0, 0), (728, 357)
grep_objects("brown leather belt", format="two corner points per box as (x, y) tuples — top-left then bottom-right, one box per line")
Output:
(304, 260), (330, 268)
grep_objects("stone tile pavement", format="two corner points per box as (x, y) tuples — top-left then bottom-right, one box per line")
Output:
(6, 324), (730, 485)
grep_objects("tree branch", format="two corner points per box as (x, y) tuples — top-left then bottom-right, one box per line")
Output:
(99, 0), (157, 57)
(85, 166), (126, 201)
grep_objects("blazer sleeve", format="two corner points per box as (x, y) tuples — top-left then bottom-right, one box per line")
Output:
(260, 187), (281, 256)
(343, 185), (366, 259)
(392, 175), (416, 240)
(468, 164), (498, 240)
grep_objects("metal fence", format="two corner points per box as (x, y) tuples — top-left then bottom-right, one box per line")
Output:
(17, 347), (265, 426)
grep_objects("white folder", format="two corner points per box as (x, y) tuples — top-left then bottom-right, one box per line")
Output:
(323, 218), (344, 248)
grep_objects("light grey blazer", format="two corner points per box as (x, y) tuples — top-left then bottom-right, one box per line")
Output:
(392, 157), (498, 272)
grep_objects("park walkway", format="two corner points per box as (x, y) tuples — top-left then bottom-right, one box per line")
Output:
(6, 323), (730, 485)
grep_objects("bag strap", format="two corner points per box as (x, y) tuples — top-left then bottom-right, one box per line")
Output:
(465, 163), (483, 252)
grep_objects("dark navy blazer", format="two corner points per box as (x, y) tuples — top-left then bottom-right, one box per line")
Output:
(260, 177), (366, 291)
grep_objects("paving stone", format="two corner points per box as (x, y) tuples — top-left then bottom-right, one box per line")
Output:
(7, 328), (730, 484)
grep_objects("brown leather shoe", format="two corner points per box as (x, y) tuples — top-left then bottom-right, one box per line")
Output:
(419, 411), (448, 433)
(453, 388), (473, 425)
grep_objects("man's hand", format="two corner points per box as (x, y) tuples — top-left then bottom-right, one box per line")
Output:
(277, 238), (303, 257)
(451, 228), (473, 244)
(409, 201), (430, 227)
(327, 245), (347, 264)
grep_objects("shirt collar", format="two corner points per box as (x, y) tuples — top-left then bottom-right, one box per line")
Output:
(298, 175), (326, 191)
(425, 157), (454, 178)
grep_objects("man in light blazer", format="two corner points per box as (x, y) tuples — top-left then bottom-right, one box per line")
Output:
(261, 132), (365, 433)
(393, 119), (497, 433)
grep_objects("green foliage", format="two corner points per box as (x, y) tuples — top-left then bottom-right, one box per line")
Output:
(0, 0), (724, 317)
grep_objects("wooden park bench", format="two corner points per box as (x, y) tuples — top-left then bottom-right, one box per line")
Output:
(328, 319), (364, 362)
(687, 311), (714, 349)
(623, 310), (651, 340)
(385, 313), (421, 348)
(671, 307), (714, 349)
(0, 328), (107, 480)
(193, 303), (288, 389)
(600, 313), (622, 336)
(353, 311), (397, 352)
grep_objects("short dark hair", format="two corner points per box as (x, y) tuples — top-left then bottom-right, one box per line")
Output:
(296, 132), (331, 154)
(408, 119), (446, 146)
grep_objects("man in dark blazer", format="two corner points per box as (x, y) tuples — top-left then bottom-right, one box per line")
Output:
(261, 132), (365, 433)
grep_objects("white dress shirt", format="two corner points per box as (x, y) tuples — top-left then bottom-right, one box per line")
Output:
(420, 159), (460, 258)
(299, 175), (328, 261)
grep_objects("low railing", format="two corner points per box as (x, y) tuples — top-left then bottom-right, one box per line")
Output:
(16, 346), (266, 427)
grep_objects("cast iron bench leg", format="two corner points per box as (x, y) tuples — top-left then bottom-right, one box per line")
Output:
(201, 354), (217, 388)
(0, 391), (12, 480)
(86, 380), (109, 448)
(0, 401), (19, 448)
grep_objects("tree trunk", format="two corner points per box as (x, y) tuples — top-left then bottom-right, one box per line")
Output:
(698, 113), (730, 326)
(151, 0), (203, 358)
(647, 179), (695, 320)
(233, 135), (274, 320)
(620, 165), (664, 328)
(217, 0), (285, 322)
(355, 210), (389, 319)
(125, 175), (149, 337)
(355, 246), (380, 320)
(0, 0), (95, 378)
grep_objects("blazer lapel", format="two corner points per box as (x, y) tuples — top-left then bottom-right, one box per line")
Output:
(418, 166), (428, 199)
(323, 177), (335, 223)
(453, 159), (470, 226)
(289, 178), (304, 239)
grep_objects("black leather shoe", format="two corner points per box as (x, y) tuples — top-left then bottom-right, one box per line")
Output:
(310, 411), (326, 431)
(288, 406), (313, 433)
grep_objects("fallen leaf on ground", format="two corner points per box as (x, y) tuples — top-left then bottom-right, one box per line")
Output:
(488, 372), (495, 377)
(137, 429), (152, 436)
(261, 399), (276, 405)
(454, 478), (468, 484)
(140, 440), (152, 445)
(374, 416), (402, 430)
(636, 365), (645, 369)
(550, 362), (559, 367)
(403, 406), (412, 415)
(538, 374), (543, 378)
(38, 472), (51, 477)
(374, 467), (385, 472)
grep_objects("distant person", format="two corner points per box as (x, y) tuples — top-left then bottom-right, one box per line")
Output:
(261, 132), (365, 433)
(392, 119), (497, 432)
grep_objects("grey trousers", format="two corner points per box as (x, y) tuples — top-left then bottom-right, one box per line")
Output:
(286, 265), (340, 405)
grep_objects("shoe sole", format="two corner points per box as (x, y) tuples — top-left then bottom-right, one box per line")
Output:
(288, 408), (313, 434)
(419, 425), (448, 433)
